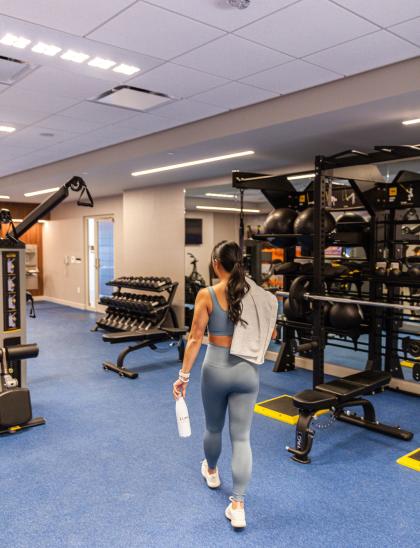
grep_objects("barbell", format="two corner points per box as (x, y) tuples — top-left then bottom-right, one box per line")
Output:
(276, 275), (420, 318)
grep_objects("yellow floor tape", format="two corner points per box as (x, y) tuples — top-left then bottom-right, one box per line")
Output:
(254, 394), (328, 425)
(396, 448), (420, 472)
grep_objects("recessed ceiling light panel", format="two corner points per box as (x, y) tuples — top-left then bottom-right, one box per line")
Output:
(0, 33), (31, 49)
(287, 173), (315, 181)
(205, 192), (236, 199)
(61, 50), (89, 63)
(0, 195), (10, 199)
(95, 85), (173, 113)
(0, 125), (16, 133)
(113, 63), (140, 76)
(196, 205), (260, 213)
(32, 42), (61, 56)
(88, 57), (116, 70)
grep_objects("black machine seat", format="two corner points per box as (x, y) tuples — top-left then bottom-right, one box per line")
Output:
(293, 389), (337, 411)
(102, 326), (187, 345)
(345, 370), (391, 390)
(103, 328), (167, 344)
(315, 379), (366, 398)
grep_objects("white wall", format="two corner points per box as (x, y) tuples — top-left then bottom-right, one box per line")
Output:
(123, 184), (185, 324)
(43, 195), (123, 308)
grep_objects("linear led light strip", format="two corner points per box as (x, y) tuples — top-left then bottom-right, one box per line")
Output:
(132, 150), (255, 177)
(24, 187), (59, 197)
(12, 218), (47, 224)
(287, 173), (315, 180)
(402, 118), (420, 126)
(205, 192), (236, 198)
(196, 206), (260, 213)
(0, 33), (140, 75)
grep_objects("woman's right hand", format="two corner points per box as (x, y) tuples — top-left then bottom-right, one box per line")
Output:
(173, 379), (188, 400)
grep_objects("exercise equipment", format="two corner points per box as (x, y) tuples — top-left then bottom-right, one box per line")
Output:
(336, 212), (368, 232)
(397, 448), (420, 472)
(0, 177), (93, 433)
(233, 146), (420, 462)
(185, 253), (206, 305)
(95, 277), (186, 379)
(263, 208), (297, 235)
(288, 370), (413, 464)
(293, 206), (335, 236)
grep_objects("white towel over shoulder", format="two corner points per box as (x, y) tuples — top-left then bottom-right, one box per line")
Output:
(230, 278), (278, 365)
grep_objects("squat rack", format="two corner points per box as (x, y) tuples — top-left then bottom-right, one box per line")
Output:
(233, 145), (420, 391)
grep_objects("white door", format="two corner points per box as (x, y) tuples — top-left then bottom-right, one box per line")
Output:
(86, 216), (115, 311)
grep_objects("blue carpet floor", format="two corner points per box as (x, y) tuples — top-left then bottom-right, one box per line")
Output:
(1, 302), (419, 548)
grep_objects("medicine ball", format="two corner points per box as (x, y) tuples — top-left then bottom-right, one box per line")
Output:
(408, 265), (420, 279)
(263, 208), (298, 234)
(283, 298), (301, 321)
(328, 303), (363, 331)
(293, 207), (336, 235)
(336, 212), (368, 233)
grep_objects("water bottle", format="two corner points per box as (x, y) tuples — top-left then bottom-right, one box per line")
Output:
(176, 397), (191, 438)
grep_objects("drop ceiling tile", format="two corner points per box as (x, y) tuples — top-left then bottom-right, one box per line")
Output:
(17, 66), (117, 100)
(151, 99), (226, 124)
(4, 125), (79, 150)
(88, 2), (225, 60)
(0, 0), (135, 36)
(241, 60), (341, 94)
(0, 105), (47, 125)
(306, 30), (420, 76)
(39, 114), (104, 133)
(235, 0), (378, 57)
(333, 0), (420, 28)
(0, 86), (78, 114)
(174, 34), (292, 80)
(193, 82), (277, 109)
(60, 101), (134, 124)
(0, 143), (30, 161)
(390, 17), (420, 47)
(145, 0), (296, 31)
(127, 63), (228, 99)
(115, 112), (176, 133)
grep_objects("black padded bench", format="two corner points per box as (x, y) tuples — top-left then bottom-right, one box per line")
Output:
(102, 326), (187, 379)
(288, 371), (413, 463)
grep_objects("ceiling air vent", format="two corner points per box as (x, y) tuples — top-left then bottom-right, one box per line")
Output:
(94, 85), (173, 112)
(0, 55), (33, 84)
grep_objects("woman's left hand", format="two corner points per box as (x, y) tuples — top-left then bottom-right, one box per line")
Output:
(173, 379), (188, 400)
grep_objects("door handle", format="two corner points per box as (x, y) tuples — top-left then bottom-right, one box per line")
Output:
(95, 257), (100, 270)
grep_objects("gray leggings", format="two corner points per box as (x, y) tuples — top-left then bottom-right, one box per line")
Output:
(201, 344), (259, 502)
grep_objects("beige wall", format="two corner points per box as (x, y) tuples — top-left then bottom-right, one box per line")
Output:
(43, 195), (123, 307)
(123, 184), (185, 324)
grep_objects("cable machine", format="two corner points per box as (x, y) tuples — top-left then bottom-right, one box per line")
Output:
(0, 177), (93, 434)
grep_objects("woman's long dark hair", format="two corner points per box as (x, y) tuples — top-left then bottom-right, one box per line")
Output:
(212, 240), (249, 325)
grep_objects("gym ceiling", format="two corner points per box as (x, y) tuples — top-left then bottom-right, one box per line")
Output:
(0, 0), (420, 199)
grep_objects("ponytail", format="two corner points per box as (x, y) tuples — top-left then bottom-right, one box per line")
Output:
(212, 241), (250, 325)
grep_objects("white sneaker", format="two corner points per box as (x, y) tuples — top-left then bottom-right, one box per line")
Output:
(201, 459), (221, 489)
(225, 497), (246, 528)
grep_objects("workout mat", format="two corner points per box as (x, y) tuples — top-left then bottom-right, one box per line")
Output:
(255, 394), (329, 425)
(397, 448), (420, 472)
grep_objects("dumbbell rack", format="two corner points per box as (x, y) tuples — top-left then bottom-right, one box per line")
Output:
(94, 276), (178, 333)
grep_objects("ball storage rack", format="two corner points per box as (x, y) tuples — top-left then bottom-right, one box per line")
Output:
(93, 276), (186, 379)
(233, 144), (420, 463)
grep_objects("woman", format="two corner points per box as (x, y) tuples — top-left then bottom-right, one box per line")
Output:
(173, 241), (278, 529)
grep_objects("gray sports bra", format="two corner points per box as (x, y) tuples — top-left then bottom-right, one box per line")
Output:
(207, 286), (234, 337)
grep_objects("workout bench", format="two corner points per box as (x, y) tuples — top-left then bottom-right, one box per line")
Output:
(102, 326), (186, 379)
(287, 370), (413, 463)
